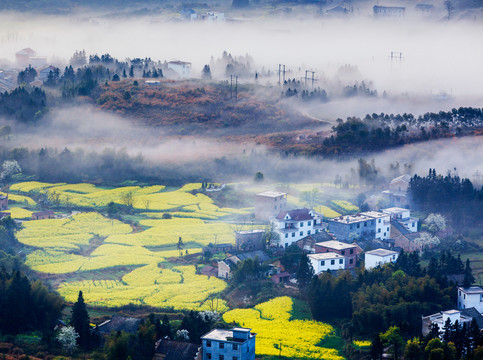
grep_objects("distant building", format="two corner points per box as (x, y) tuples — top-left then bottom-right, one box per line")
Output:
(36, 64), (59, 82)
(295, 231), (334, 253)
(328, 211), (390, 242)
(167, 61), (191, 79)
(365, 248), (399, 270)
(422, 309), (483, 336)
(457, 286), (483, 312)
(0, 194), (8, 210)
(254, 191), (287, 221)
(145, 80), (161, 86)
(28, 56), (47, 68)
(308, 252), (345, 274)
(203, 243), (234, 255)
(373, 5), (405, 17)
(16, 48), (37, 67)
(200, 265), (218, 278)
(235, 229), (266, 251)
(201, 327), (256, 360)
(382, 174), (411, 206)
(96, 315), (142, 335)
(154, 338), (200, 360)
(415, 3), (434, 15)
(32, 210), (55, 220)
(383, 207), (419, 234)
(315, 240), (361, 268)
(218, 250), (270, 279)
(394, 232), (424, 253)
(271, 271), (290, 284)
(273, 208), (324, 248)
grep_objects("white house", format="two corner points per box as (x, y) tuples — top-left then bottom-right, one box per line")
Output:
(361, 211), (391, 240)
(421, 309), (477, 336)
(36, 65), (58, 82)
(457, 286), (483, 313)
(383, 207), (419, 233)
(273, 208), (323, 249)
(201, 327), (256, 360)
(308, 252), (345, 274)
(365, 248), (399, 270)
(167, 61), (191, 78)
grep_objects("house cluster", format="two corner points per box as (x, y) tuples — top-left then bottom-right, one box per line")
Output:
(422, 286), (483, 336)
(181, 9), (225, 22)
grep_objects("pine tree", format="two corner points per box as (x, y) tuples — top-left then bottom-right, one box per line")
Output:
(71, 290), (90, 348)
(296, 253), (314, 294)
(463, 259), (475, 288)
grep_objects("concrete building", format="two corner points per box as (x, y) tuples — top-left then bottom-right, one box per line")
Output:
(273, 208), (323, 248)
(235, 229), (265, 251)
(167, 61), (191, 78)
(16, 48), (37, 67)
(457, 286), (483, 312)
(365, 248), (399, 270)
(32, 210), (55, 220)
(383, 207), (419, 234)
(421, 309), (483, 336)
(308, 252), (345, 274)
(382, 174), (411, 206)
(201, 327), (256, 360)
(218, 250), (270, 279)
(314, 240), (360, 268)
(373, 5), (406, 17)
(328, 211), (390, 242)
(254, 191), (287, 221)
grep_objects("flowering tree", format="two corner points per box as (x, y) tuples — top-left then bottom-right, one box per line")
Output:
(0, 160), (21, 182)
(414, 232), (440, 250)
(57, 326), (79, 355)
(175, 329), (190, 342)
(425, 213), (446, 233)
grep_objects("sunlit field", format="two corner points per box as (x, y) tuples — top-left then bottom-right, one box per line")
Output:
(223, 297), (343, 360)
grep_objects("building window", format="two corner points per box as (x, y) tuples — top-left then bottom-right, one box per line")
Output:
(350, 225), (353, 230)
(412, 223), (415, 227)
(207, 341), (211, 347)
(292, 232), (295, 237)
(219, 343), (224, 349)
(464, 294), (466, 299)
(384, 233), (386, 237)
(387, 227), (390, 231)
(300, 231), (303, 236)
(308, 221), (311, 226)
(341, 250), (345, 255)
(378, 228), (381, 233)
(393, 255), (396, 260)
(315, 229), (319, 233)
(233, 344), (238, 350)
(357, 224), (360, 228)
(285, 233), (288, 238)
(350, 258), (353, 264)
(307, 230), (311, 235)
(364, 222), (367, 227)
(274, 205), (277, 210)
(207, 354), (211, 360)
(339, 259), (343, 264)
(219, 356), (224, 360)
(350, 249), (353, 254)
(331, 260), (335, 265)
(321, 260), (325, 266)
(300, 222), (304, 227)
(233, 357), (238, 360)
(378, 219), (381, 223)
(285, 243), (288, 248)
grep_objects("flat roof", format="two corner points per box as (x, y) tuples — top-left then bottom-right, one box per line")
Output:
(256, 191), (287, 198)
(382, 207), (409, 213)
(315, 240), (356, 250)
(443, 310), (460, 315)
(308, 252), (344, 260)
(329, 214), (373, 224)
(201, 328), (254, 342)
(366, 249), (398, 257)
(236, 229), (265, 234)
(459, 286), (483, 294)
(361, 211), (388, 219)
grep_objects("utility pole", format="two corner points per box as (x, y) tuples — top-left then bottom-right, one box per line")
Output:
(235, 76), (238, 102)
(283, 65), (286, 84)
(310, 71), (315, 89)
(230, 75), (233, 99)
(389, 51), (403, 63)
(278, 64), (281, 85)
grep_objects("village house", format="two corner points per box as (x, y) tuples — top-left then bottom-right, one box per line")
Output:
(0, 70), (16, 92)
(167, 61), (191, 79)
(217, 250), (270, 279)
(16, 48), (37, 67)
(383, 207), (419, 234)
(314, 240), (360, 269)
(32, 210), (55, 220)
(382, 174), (411, 207)
(327, 211), (390, 242)
(235, 229), (265, 252)
(394, 232), (424, 252)
(373, 5), (406, 17)
(154, 338), (201, 360)
(308, 252), (345, 274)
(422, 309), (483, 336)
(0, 194), (8, 210)
(200, 265), (218, 278)
(295, 231), (334, 253)
(201, 327), (256, 360)
(457, 286), (483, 313)
(254, 190), (287, 221)
(364, 248), (399, 270)
(273, 208), (324, 248)
(36, 64), (59, 82)
(96, 315), (143, 346)
(271, 271), (290, 284)
(203, 243), (234, 255)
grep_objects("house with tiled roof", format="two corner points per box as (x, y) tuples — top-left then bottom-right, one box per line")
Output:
(272, 208), (324, 249)
(154, 338), (201, 360)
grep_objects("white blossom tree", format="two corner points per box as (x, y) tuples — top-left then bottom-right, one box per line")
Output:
(198, 310), (220, 323)
(0, 160), (21, 182)
(414, 232), (440, 250)
(175, 329), (190, 342)
(425, 213), (446, 233)
(57, 326), (79, 355)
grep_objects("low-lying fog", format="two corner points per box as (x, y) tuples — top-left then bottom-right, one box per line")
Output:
(0, 12), (482, 182)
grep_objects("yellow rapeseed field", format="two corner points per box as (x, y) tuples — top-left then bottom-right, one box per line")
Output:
(331, 200), (359, 212)
(223, 297), (343, 360)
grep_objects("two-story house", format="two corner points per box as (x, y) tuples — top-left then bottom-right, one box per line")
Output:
(201, 327), (256, 360)
(382, 207), (419, 234)
(457, 286), (483, 313)
(272, 208), (323, 248)
(328, 211), (390, 241)
(314, 240), (360, 268)
(381, 174), (411, 206)
(308, 252), (345, 274)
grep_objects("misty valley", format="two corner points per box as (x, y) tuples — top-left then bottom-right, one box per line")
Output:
(0, 1), (483, 360)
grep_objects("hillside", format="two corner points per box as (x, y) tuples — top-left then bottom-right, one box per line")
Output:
(92, 80), (322, 135)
